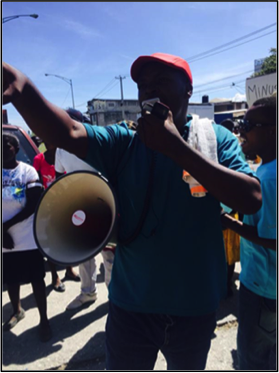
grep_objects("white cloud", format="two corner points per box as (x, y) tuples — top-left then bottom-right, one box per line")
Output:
(62, 19), (104, 39)
(42, 12), (104, 40)
(231, 93), (246, 102)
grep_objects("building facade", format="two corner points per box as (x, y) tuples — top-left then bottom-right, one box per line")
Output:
(87, 98), (216, 126)
(87, 99), (140, 126)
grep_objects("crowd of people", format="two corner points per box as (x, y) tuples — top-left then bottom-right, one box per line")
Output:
(2, 52), (276, 370)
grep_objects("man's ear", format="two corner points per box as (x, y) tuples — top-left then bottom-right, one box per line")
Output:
(184, 83), (192, 98)
(187, 90), (193, 98)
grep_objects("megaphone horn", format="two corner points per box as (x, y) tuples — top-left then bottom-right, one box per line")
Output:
(34, 171), (118, 266)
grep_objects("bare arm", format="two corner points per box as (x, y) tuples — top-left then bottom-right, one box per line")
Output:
(170, 140), (261, 214)
(137, 111), (262, 215)
(3, 62), (88, 158)
(221, 213), (276, 251)
(3, 185), (43, 232)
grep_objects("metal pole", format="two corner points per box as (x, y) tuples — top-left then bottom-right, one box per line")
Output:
(45, 73), (75, 109)
(115, 75), (126, 120)
(70, 79), (75, 109)
(2, 14), (38, 23)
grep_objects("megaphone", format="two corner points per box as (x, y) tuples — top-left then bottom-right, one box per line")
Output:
(34, 171), (118, 266)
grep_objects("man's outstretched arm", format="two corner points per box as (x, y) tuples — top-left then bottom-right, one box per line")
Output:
(3, 62), (88, 159)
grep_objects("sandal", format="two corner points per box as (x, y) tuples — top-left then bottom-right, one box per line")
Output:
(3, 308), (25, 331)
(52, 282), (66, 292)
(65, 272), (81, 282)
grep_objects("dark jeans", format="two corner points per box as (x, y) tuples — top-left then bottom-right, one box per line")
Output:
(237, 283), (277, 370)
(105, 301), (216, 370)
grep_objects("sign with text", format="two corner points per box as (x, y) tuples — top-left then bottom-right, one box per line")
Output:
(246, 73), (277, 107)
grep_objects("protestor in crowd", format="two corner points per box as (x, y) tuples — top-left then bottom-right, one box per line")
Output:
(33, 142), (80, 292)
(221, 96), (276, 370)
(31, 134), (43, 148)
(2, 133), (52, 342)
(31, 134), (45, 153)
(3, 53), (262, 370)
(220, 118), (235, 132)
(55, 108), (115, 310)
(219, 118), (242, 297)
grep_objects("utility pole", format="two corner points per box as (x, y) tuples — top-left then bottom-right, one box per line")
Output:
(115, 75), (126, 120)
(45, 73), (75, 109)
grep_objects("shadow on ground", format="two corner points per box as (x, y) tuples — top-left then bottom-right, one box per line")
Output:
(216, 271), (239, 323)
(2, 300), (109, 367)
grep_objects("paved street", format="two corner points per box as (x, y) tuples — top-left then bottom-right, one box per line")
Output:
(2, 255), (241, 371)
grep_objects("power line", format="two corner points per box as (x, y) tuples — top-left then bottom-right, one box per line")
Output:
(75, 102), (87, 108)
(123, 30), (274, 78)
(93, 78), (116, 98)
(186, 22), (276, 61)
(79, 24), (276, 106)
(60, 86), (71, 107)
(122, 24), (276, 75)
(75, 78), (121, 107)
(234, 86), (245, 94)
(191, 86), (244, 101)
(189, 30), (276, 63)
(194, 70), (254, 89)
(98, 81), (119, 98)
(191, 79), (246, 96)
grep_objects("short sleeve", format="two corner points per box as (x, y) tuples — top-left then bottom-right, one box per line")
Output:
(83, 123), (134, 180)
(26, 164), (40, 182)
(55, 148), (66, 173)
(257, 178), (276, 239)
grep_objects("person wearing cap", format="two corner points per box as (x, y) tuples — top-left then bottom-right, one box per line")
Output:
(3, 54), (261, 370)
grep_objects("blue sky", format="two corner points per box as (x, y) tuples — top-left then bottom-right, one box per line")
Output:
(2, 2), (277, 132)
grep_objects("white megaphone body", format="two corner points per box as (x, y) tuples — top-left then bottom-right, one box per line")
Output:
(34, 171), (118, 266)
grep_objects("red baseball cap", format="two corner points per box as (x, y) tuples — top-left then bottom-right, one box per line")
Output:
(130, 52), (193, 86)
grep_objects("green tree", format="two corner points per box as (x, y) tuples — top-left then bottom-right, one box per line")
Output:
(251, 48), (277, 77)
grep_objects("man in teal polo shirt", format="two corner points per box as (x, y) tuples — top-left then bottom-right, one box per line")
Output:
(3, 53), (261, 370)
